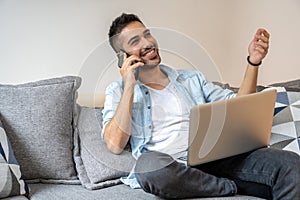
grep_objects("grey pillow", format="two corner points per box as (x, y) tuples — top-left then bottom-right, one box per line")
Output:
(0, 76), (81, 183)
(74, 106), (135, 190)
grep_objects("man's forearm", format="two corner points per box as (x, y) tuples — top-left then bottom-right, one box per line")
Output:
(104, 84), (135, 154)
(237, 64), (259, 96)
(237, 28), (269, 96)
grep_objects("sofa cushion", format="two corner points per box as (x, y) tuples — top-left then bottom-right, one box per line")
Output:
(260, 87), (300, 155)
(0, 119), (29, 198)
(0, 76), (81, 183)
(74, 106), (135, 190)
(28, 183), (158, 200)
(215, 79), (300, 155)
(27, 183), (264, 200)
(1, 196), (28, 200)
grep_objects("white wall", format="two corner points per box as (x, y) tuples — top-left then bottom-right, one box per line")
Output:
(224, 0), (300, 86)
(0, 0), (299, 97)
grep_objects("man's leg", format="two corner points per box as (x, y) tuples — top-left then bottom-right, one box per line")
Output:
(197, 148), (300, 200)
(134, 151), (237, 199)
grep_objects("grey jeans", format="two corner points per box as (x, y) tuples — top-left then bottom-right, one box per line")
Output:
(134, 148), (300, 199)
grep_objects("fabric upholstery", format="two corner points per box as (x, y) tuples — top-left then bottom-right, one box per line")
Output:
(0, 76), (81, 182)
(1, 196), (28, 200)
(261, 87), (300, 154)
(28, 183), (264, 200)
(0, 120), (29, 198)
(74, 106), (135, 190)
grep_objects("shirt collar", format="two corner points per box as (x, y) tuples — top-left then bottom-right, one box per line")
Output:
(159, 64), (180, 82)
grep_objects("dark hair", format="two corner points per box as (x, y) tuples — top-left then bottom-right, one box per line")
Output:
(108, 13), (143, 52)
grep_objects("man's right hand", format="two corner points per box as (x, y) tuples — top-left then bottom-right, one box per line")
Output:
(119, 53), (144, 85)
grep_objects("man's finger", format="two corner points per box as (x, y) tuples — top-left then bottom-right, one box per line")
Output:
(255, 29), (270, 41)
(256, 41), (269, 49)
(255, 46), (267, 55)
(260, 35), (269, 43)
(262, 29), (270, 38)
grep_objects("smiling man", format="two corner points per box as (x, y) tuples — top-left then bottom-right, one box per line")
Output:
(102, 13), (300, 199)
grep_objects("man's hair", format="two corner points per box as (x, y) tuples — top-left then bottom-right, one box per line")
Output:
(108, 13), (143, 52)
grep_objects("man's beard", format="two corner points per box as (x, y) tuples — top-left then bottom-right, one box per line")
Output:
(141, 62), (159, 70)
(140, 53), (161, 70)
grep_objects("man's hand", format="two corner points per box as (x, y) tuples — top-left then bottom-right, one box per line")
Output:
(237, 28), (270, 96)
(248, 29), (270, 65)
(119, 52), (144, 85)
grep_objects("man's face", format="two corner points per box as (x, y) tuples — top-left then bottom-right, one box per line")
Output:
(118, 21), (161, 68)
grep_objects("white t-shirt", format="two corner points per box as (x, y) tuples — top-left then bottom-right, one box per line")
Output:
(144, 82), (190, 159)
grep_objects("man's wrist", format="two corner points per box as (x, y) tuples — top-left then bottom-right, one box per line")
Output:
(247, 56), (262, 67)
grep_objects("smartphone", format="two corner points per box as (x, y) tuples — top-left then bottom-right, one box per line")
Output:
(118, 50), (127, 68)
(118, 49), (140, 80)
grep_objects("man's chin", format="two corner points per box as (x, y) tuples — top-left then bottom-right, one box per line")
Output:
(140, 56), (161, 70)
(140, 62), (160, 70)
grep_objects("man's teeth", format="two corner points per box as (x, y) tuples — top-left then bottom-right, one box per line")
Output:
(144, 49), (154, 56)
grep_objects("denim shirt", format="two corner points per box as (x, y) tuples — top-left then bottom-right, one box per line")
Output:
(102, 65), (237, 188)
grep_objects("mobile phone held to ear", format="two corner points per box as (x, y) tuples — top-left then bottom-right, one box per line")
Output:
(118, 50), (140, 80)
(118, 50), (127, 68)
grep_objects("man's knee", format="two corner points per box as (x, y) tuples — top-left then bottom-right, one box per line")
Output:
(279, 150), (300, 177)
(134, 151), (176, 195)
(267, 149), (300, 185)
(135, 151), (175, 174)
(273, 149), (299, 168)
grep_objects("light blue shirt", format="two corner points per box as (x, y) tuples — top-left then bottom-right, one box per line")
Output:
(102, 65), (237, 188)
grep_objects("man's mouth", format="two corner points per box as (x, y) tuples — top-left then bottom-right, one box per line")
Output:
(141, 48), (157, 59)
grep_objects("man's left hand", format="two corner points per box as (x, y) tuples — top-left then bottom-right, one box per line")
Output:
(248, 28), (270, 65)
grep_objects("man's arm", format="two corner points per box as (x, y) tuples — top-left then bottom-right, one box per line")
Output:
(103, 54), (144, 154)
(237, 29), (270, 96)
(103, 83), (134, 154)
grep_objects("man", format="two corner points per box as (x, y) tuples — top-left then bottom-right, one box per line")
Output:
(102, 13), (299, 199)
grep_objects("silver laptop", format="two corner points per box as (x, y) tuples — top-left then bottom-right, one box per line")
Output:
(187, 89), (277, 166)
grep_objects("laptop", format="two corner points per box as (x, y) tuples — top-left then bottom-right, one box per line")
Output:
(187, 89), (277, 166)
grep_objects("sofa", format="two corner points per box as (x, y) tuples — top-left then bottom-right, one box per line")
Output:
(0, 76), (299, 200)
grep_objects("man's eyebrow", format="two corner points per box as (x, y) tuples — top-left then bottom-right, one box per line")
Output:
(143, 28), (150, 34)
(127, 29), (150, 45)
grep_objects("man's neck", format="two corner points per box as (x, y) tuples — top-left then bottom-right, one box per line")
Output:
(138, 65), (170, 90)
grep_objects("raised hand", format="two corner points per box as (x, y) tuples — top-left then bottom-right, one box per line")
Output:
(248, 28), (270, 65)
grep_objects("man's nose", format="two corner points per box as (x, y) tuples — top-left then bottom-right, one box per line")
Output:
(139, 36), (152, 48)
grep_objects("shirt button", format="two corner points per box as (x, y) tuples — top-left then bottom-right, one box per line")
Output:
(145, 91), (149, 95)
(148, 125), (152, 129)
(147, 106), (151, 109)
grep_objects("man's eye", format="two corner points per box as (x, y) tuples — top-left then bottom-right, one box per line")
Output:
(130, 39), (139, 46)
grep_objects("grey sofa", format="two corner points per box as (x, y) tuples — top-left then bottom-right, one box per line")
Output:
(2, 184), (264, 200)
(0, 76), (299, 200)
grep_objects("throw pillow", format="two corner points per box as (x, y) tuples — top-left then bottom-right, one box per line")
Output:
(215, 79), (300, 155)
(261, 87), (300, 155)
(0, 76), (81, 183)
(74, 106), (135, 190)
(0, 120), (29, 198)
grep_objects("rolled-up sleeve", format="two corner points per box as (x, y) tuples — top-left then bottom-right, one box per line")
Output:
(101, 81), (123, 138)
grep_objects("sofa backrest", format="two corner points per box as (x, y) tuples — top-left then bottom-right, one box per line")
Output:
(77, 93), (106, 108)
